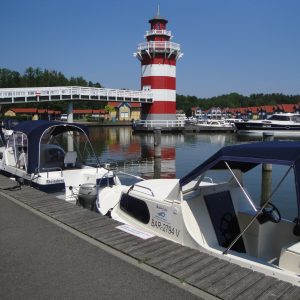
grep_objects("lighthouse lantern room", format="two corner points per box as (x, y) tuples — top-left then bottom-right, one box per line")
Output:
(134, 9), (183, 128)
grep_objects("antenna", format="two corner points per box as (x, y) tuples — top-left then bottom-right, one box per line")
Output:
(157, 4), (160, 16)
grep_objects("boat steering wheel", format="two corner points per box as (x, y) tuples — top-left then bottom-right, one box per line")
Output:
(258, 203), (281, 224)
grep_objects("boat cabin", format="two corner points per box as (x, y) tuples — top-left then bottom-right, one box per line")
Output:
(0, 120), (115, 200)
(179, 142), (300, 267)
(265, 113), (300, 123)
(105, 141), (300, 284)
(2, 120), (95, 174)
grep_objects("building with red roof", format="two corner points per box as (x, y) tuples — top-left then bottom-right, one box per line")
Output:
(275, 104), (297, 113)
(4, 108), (61, 120)
(107, 101), (141, 120)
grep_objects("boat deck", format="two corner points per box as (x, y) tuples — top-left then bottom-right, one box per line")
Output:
(1, 174), (300, 299)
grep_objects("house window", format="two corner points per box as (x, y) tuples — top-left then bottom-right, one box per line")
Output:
(120, 112), (129, 119)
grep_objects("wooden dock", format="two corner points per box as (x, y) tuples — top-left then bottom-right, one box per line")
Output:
(1, 174), (300, 299)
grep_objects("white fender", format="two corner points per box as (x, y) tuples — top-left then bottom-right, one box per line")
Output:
(97, 185), (124, 215)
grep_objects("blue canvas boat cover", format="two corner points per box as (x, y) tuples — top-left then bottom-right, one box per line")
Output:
(179, 141), (300, 222)
(179, 141), (300, 187)
(2, 118), (19, 130)
(13, 120), (89, 174)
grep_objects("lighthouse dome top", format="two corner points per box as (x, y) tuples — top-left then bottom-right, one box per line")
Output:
(149, 15), (168, 24)
(149, 6), (168, 24)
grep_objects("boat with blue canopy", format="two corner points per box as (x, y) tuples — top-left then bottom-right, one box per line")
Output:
(0, 120), (120, 204)
(98, 141), (300, 285)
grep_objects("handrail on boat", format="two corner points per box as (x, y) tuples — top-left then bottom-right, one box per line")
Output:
(127, 184), (155, 197)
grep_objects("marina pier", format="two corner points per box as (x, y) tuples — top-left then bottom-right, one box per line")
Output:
(1, 174), (300, 299)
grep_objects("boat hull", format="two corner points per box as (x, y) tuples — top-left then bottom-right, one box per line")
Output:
(0, 169), (65, 192)
(235, 122), (300, 137)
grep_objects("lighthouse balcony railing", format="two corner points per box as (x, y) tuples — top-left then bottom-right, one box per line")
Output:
(137, 41), (181, 53)
(135, 119), (185, 128)
(144, 29), (172, 37)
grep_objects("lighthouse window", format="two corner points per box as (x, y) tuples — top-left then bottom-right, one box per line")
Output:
(143, 85), (151, 91)
(120, 194), (150, 224)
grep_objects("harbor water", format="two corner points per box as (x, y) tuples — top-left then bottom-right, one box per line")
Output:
(88, 126), (300, 221)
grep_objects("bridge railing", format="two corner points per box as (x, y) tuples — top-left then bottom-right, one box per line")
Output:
(0, 86), (153, 104)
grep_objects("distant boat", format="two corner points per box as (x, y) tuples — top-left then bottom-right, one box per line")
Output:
(234, 113), (300, 136)
(185, 118), (235, 132)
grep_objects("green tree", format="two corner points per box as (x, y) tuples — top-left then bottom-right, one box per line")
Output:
(104, 105), (115, 114)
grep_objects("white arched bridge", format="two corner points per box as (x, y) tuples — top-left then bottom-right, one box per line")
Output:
(0, 86), (184, 131)
(0, 86), (153, 104)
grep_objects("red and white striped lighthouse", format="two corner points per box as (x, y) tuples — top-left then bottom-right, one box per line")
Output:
(134, 9), (183, 122)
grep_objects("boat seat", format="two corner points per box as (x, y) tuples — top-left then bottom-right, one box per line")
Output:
(64, 151), (77, 167)
(17, 151), (27, 169)
(279, 241), (300, 274)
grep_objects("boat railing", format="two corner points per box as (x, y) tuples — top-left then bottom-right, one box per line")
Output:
(97, 170), (115, 187)
(99, 158), (154, 174)
(203, 176), (214, 183)
(127, 184), (155, 197)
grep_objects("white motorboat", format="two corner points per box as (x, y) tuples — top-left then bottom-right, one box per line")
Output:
(98, 141), (300, 285)
(234, 113), (300, 136)
(198, 119), (232, 127)
(185, 119), (235, 133)
(0, 120), (120, 205)
(194, 119), (234, 132)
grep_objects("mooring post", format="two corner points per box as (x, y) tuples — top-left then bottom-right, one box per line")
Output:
(154, 128), (161, 158)
(67, 101), (74, 123)
(67, 101), (74, 151)
(154, 157), (162, 179)
(154, 128), (162, 179)
(261, 132), (274, 205)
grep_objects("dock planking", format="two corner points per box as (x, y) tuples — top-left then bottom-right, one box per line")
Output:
(162, 251), (208, 274)
(196, 264), (240, 291)
(1, 174), (300, 300)
(241, 280), (290, 300)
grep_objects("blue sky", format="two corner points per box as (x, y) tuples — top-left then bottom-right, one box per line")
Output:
(1, 0), (300, 98)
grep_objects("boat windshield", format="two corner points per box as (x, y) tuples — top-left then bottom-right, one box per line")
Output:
(196, 162), (297, 221)
(291, 115), (300, 123)
(268, 115), (291, 121)
(39, 127), (98, 171)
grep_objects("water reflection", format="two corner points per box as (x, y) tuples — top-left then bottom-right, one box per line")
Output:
(87, 127), (298, 220)
(236, 134), (300, 143)
(88, 127), (239, 179)
(89, 127), (300, 179)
